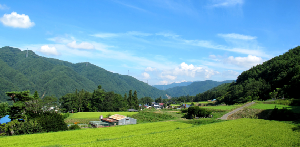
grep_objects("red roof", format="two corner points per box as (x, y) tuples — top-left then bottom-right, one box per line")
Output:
(159, 103), (164, 106)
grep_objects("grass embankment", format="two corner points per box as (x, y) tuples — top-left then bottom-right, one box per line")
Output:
(1, 119), (299, 147)
(64, 112), (138, 124)
(250, 103), (300, 113)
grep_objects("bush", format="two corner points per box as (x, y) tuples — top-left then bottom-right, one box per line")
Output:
(69, 124), (81, 130)
(185, 106), (212, 119)
(0, 119), (43, 136)
(35, 112), (68, 133)
(62, 112), (70, 119)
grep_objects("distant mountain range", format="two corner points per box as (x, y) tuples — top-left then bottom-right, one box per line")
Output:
(153, 80), (235, 97)
(0, 46), (168, 102)
(152, 81), (193, 90)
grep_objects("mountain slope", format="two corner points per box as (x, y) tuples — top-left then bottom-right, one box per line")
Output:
(216, 46), (300, 104)
(165, 80), (235, 97)
(0, 46), (167, 102)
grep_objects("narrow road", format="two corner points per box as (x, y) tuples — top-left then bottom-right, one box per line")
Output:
(218, 101), (256, 120)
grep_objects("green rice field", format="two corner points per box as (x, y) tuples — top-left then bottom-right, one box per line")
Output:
(0, 119), (299, 146)
(250, 103), (300, 113)
(201, 105), (240, 110)
(68, 112), (139, 119)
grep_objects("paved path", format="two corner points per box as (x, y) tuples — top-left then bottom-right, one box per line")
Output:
(218, 101), (256, 120)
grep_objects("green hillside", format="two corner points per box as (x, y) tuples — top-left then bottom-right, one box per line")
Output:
(165, 80), (234, 97)
(216, 46), (300, 104)
(0, 46), (167, 102)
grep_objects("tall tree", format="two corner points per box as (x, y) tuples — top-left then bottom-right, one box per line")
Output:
(128, 90), (133, 109)
(133, 90), (139, 110)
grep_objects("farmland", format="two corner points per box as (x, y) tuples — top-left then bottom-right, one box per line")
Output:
(201, 105), (241, 110)
(249, 103), (300, 113)
(0, 119), (299, 146)
(68, 112), (139, 119)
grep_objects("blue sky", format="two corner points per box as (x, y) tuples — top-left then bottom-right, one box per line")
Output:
(0, 0), (299, 85)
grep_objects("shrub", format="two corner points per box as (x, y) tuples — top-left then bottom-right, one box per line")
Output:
(0, 119), (43, 136)
(69, 124), (81, 130)
(62, 112), (70, 119)
(35, 112), (68, 132)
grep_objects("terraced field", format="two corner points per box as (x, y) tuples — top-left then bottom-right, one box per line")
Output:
(201, 105), (241, 110)
(1, 119), (299, 147)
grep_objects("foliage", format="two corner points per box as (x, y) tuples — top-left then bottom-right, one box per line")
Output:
(68, 124), (81, 130)
(62, 112), (70, 119)
(0, 119), (43, 136)
(0, 119), (299, 147)
(0, 102), (9, 118)
(34, 112), (68, 133)
(185, 106), (212, 119)
(59, 87), (139, 112)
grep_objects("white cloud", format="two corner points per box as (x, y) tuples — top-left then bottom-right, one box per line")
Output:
(218, 33), (256, 40)
(157, 80), (169, 85)
(156, 32), (180, 38)
(142, 72), (150, 79)
(0, 4), (9, 10)
(210, 0), (244, 7)
(91, 33), (118, 38)
(67, 41), (94, 49)
(127, 31), (152, 36)
(0, 12), (35, 28)
(145, 67), (157, 71)
(39, 45), (59, 56)
(225, 55), (264, 68)
(161, 75), (177, 80)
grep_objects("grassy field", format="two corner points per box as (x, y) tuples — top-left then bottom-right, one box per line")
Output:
(68, 112), (139, 119)
(0, 119), (299, 146)
(250, 103), (300, 113)
(201, 105), (240, 110)
(170, 104), (181, 106)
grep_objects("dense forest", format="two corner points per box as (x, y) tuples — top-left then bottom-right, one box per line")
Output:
(0, 46), (168, 103)
(59, 85), (139, 112)
(164, 80), (234, 97)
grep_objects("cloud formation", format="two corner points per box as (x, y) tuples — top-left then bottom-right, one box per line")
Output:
(67, 41), (94, 49)
(0, 4), (9, 10)
(210, 0), (244, 7)
(142, 72), (150, 79)
(225, 55), (264, 68)
(218, 33), (256, 40)
(0, 12), (35, 28)
(91, 33), (118, 38)
(39, 45), (59, 55)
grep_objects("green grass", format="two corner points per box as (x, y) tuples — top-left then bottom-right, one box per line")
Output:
(170, 104), (181, 106)
(201, 105), (239, 110)
(0, 119), (299, 147)
(250, 104), (300, 113)
(68, 112), (139, 119)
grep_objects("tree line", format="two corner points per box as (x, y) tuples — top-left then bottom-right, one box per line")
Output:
(59, 85), (139, 112)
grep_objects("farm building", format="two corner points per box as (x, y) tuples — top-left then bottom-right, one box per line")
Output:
(89, 114), (137, 127)
(101, 114), (136, 125)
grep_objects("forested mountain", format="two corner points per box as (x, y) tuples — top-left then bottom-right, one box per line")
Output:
(164, 80), (235, 97)
(152, 81), (193, 90)
(214, 46), (300, 104)
(0, 46), (167, 102)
